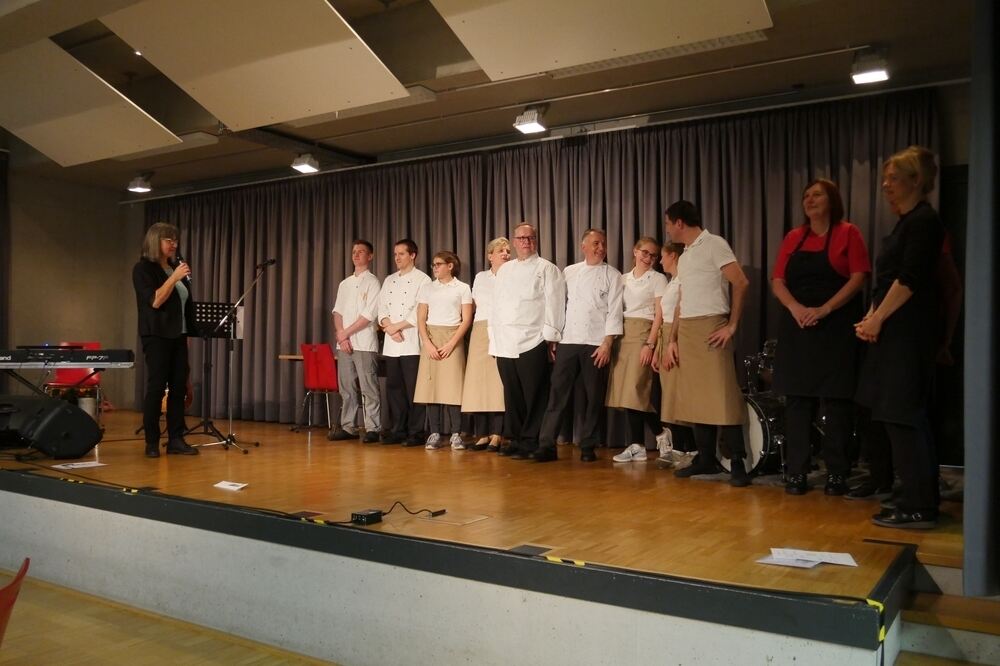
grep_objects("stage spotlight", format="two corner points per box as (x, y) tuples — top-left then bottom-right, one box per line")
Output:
(126, 173), (152, 193)
(291, 153), (320, 174)
(852, 49), (889, 85)
(513, 107), (546, 134)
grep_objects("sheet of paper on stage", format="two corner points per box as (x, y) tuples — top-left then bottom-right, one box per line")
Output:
(214, 481), (248, 491)
(756, 555), (821, 569)
(51, 461), (107, 470)
(771, 548), (858, 567)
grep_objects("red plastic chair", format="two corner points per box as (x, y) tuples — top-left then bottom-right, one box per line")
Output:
(0, 558), (30, 648)
(44, 342), (105, 414)
(296, 343), (338, 430)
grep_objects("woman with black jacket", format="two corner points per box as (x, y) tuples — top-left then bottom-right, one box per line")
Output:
(132, 222), (198, 457)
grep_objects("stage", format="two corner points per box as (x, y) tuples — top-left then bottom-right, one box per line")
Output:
(0, 411), (964, 664)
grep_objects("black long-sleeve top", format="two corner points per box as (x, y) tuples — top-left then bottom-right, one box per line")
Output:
(872, 201), (944, 307)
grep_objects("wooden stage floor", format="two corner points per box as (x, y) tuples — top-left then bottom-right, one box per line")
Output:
(1, 410), (963, 600)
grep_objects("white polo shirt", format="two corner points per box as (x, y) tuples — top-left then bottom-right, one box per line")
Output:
(377, 268), (431, 357)
(622, 267), (668, 320)
(561, 261), (624, 347)
(417, 278), (473, 326)
(490, 254), (566, 358)
(332, 270), (381, 353)
(656, 278), (681, 324)
(471, 269), (497, 323)
(676, 229), (738, 318)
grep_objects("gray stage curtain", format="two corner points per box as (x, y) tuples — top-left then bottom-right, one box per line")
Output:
(964, 0), (998, 597)
(147, 89), (938, 426)
(0, 150), (9, 393)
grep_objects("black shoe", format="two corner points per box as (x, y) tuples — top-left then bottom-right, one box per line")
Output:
(844, 481), (894, 501)
(498, 445), (518, 457)
(729, 460), (751, 487)
(511, 449), (535, 460)
(674, 459), (722, 478)
(327, 429), (356, 441)
(531, 448), (558, 463)
(871, 508), (938, 530)
(824, 474), (848, 496)
(402, 436), (424, 447)
(144, 443), (160, 458)
(362, 432), (380, 444)
(380, 433), (404, 445)
(785, 474), (808, 495)
(165, 438), (199, 455)
(579, 449), (597, 463)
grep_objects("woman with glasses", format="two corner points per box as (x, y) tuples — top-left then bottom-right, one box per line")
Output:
(609, 237), (668, 462)
(414, 251), (474, 449)
(461, 237), (511, 451)
(131, 222), (199, 458)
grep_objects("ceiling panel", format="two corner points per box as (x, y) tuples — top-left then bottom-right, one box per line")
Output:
(0, 38), (181, 166)
(429, 0), (773, 80)
(101, 0), (408, 131)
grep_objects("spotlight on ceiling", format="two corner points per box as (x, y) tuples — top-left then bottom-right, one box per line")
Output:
(513, 107), (547, 134)
(291, 153), (320, 174)
(126, 173), (152, 193)
(851, 49), (889, 85)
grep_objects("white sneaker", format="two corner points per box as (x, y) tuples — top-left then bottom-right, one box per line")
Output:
(425, 433), (442, 449)
(450, 433), (465, 450)
(613, 443), (647, 463)
(655, 428), (674, 457)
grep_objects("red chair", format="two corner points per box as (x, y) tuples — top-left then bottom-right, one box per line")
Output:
(44, 341), (105, 415)
(0, 558), (30, 648)
(296, 343), (338, 431)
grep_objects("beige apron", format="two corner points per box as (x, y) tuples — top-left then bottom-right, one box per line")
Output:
(460, 320), (505, 412)
(669, 315), (746, 426)
(606, 317), (655, 412)
(414, 324), (465, 405)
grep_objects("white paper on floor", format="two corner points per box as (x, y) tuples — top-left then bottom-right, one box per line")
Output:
(213, 481), (248, 491)
(770, 548), (858, 567)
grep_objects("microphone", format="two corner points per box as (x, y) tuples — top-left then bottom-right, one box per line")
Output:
(173, 250), (192, 284)
(256, 258), (277, 269)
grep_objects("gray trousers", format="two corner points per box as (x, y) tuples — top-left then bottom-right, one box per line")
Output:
(337, 350), (381, 433)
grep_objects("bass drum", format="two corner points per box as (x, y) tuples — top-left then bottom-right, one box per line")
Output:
(717, 392), (784, 475)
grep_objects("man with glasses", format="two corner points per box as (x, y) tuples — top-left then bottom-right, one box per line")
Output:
(377, 239), (431, 445)
(491, 223), (566, 458)
(328, 239), (382, 443)
(534, 229), (624, 462)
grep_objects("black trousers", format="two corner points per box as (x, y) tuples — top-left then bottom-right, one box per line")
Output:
(880, 418), (938, 512)
(625, 408), (661, 448)
(497, 342), (551, 452)
(141, 335), (188, 445)
(693, 424), (745, 462)
(539, 344), (609, 451)
(469, 412), (504, 436)
(785, 396), (853, 476)
(385, 355), (425, 438)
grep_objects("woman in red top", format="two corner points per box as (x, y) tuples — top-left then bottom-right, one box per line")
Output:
(771, 179), (871, 495)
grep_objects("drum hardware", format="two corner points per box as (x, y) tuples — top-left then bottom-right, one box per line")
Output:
(743, 339), (777, 394)
(717, 391), (785, 476)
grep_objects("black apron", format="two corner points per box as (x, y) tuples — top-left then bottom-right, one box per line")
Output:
(855, 206), (941, 426)
(772, 227), (861, 399)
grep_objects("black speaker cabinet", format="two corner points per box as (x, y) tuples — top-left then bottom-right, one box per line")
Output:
(0, 395), (102, 459)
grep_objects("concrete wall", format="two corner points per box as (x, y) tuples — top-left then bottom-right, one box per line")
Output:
(7, 173), (144, 408)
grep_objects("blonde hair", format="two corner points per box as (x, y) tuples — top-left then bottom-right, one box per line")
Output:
(486, 236), (510, 261)
(633, 236), (660, 252)
(884, 145), (938, 196)
(141, 222), (179, 262)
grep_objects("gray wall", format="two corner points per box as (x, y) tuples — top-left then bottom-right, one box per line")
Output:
(7, 172), (143, 408)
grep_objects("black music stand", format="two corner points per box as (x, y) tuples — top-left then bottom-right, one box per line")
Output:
(184, 302), (234, 446)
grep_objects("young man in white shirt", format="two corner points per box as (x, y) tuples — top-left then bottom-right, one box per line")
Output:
(329, 240), (382, 443)
(491, 223), (566, 458)
(377, 239), (432, 445)
(534, 229), (624, 462)
(663, 200), (752, 487)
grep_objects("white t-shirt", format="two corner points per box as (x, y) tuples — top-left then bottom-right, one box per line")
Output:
(332, 270), (381, 352)
(622, 268), (669, 320)
(561, 262), (624, 346)
(417, 279), (473, 326)
(676, 229), (738, 318)
(656, 278), (681, 324)
(490, 254), (566, 358)
(471, 269), (497, 323)
(377, 268), (431, 357)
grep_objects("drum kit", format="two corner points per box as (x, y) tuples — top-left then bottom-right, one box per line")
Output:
(716, 340), (785, 475)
